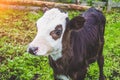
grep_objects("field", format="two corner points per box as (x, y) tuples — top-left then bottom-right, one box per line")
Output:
(0, 8), (120, 80)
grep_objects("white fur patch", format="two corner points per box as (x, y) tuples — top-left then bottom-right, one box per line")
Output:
(50, 52), (62, 61)
(28, 8), (68, 59)
(57, 75), (71, 80)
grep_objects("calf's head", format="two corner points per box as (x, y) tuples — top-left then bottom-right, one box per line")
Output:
(27, 8), (85, 57)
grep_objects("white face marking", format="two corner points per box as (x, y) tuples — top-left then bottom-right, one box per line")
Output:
(28, 8), (68, 59)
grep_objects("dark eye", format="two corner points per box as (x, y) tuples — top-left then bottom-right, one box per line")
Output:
(50, 24), (63, 40)
(55, 29), (62, 36)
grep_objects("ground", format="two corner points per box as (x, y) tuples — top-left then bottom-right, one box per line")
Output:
(0, 8), (120, 80)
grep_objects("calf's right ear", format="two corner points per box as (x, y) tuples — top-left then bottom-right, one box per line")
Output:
(67, 16), (85, 30)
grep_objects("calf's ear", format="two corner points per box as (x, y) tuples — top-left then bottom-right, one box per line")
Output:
(42, 7), (49, 13)
(68, 16), (85, 30)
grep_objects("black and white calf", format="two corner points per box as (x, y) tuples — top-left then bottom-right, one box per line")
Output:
(27, 8), (106, 80)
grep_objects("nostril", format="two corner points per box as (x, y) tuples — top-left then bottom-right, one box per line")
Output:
(28, 47), (38, 55)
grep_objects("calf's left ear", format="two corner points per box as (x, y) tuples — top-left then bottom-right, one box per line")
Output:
(67, 16), (85, 30)
(42, 7), (49, 13)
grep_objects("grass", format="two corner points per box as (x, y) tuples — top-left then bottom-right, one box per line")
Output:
(0, 8), (120, 80)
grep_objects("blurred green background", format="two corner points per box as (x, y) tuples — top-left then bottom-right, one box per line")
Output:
(0, 0), (120, 80)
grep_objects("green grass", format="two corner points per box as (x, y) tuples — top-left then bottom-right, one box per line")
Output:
(0, 8), (120, 80)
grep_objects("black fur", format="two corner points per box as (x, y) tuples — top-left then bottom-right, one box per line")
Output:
(49, 8), (106, 80)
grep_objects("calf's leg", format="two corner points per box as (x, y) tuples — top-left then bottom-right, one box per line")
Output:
(97, 55), (105, 80)
(71, 67), (87, 80)
(97, 42), (105, 80)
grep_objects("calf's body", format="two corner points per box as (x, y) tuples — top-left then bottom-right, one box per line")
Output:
(49, 8), (106, 80)
(28, 8), (106, 80)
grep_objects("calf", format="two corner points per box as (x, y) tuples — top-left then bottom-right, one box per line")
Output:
(27, 8), (106, 80)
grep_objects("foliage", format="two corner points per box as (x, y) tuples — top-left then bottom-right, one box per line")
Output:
(0, 9), (53, 80)
(0, 8), (120, 80)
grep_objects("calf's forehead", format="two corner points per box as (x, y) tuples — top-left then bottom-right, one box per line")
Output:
(36, 8), (68, 30)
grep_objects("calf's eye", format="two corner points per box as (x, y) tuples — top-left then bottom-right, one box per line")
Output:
(55, 29), (62, 36)
(50, 24), (63, 40)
